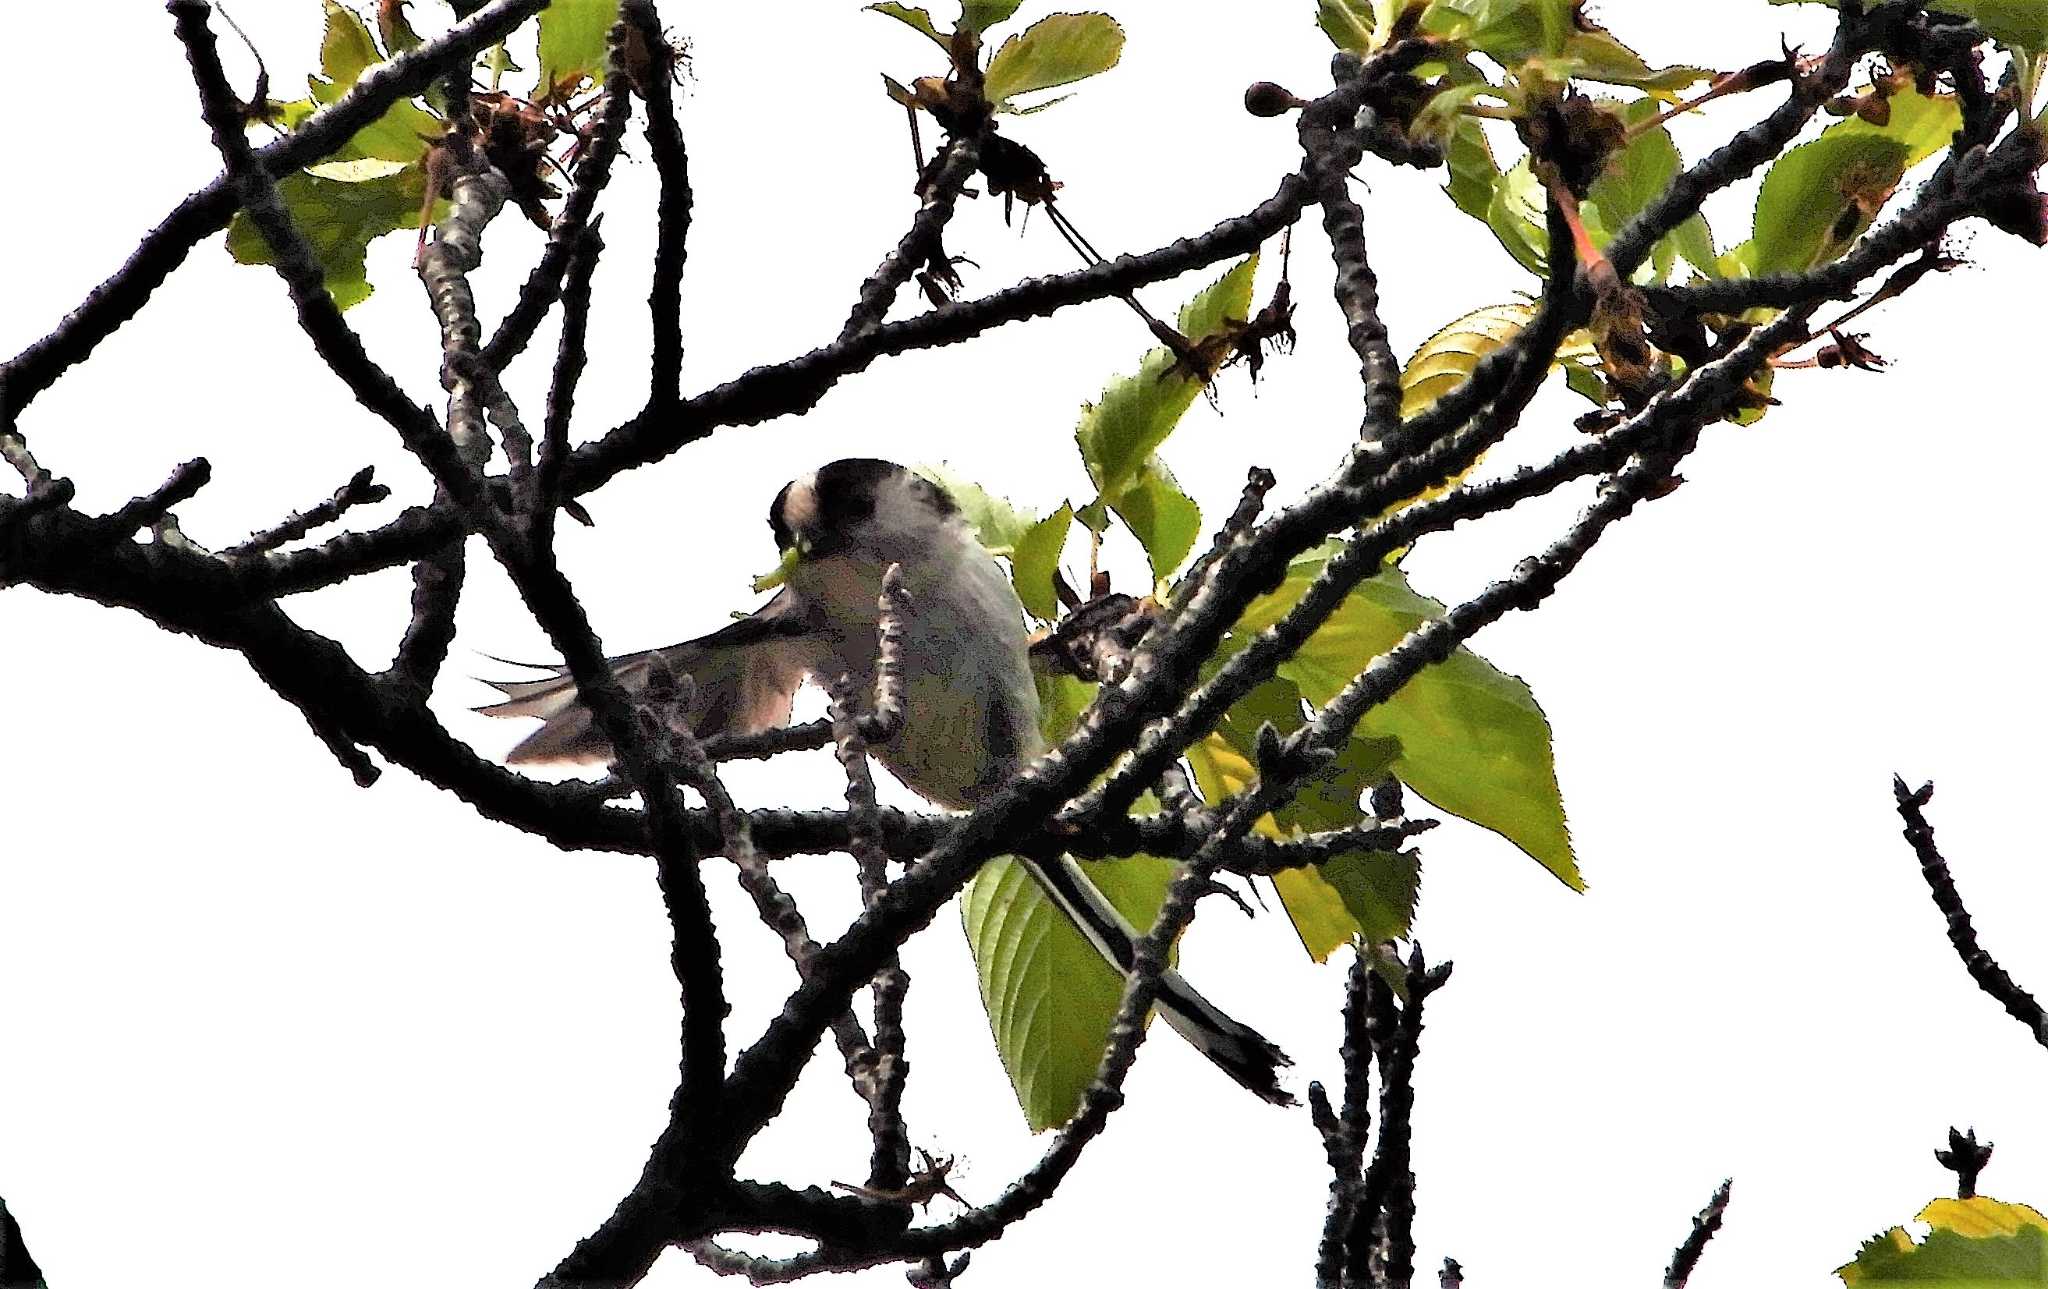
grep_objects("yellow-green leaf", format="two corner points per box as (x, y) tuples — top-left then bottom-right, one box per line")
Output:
(1541, 25), (1709, 96)
(1484, 155), (1550, 275)
(984, 13), (1125, 106)
(537, 0), (621, 97)
(225, 165), (431, 310)
(963, 852), (1177, 1130)
(1745, 87), (1961, 277)
(1839, 1196), (2048, 1284)
(1230, 548), (1579, 889)
(1011, 503), (1074, 622)
(868, 1), (951, 48)
(1075, 255), (1257, 500)
(916, 464), (1038, 555)
(378, 0), (423, 55)
(1111, 457), (1202, 584)
(1401, 301), (1534, 420)
(318, 0), (381, 88)
(1316, 0), (1392, 54)
(1420, 0), (1575, 61)
(1186, 673), (1409, 961)
(960, 0), (1025, 34)
(305, 1), (442, 163)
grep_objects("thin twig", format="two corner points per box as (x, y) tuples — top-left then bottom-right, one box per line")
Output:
(1663, 1179), (1733, 1289)
(535, 222), (605, 534)
(2, 0), (548, 420)
(839, 133), (984, 344)
(483, 52), (635, 370)
(649, 661), (883, 1108)
(829, 673), (913, 1193)
(1346, 947), (1451, 1289)
(224, 466), (388, 559)
(1893, 777), (2048, 1048)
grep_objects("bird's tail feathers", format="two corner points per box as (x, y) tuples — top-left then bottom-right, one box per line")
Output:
(1018, 854), (1294, 1106)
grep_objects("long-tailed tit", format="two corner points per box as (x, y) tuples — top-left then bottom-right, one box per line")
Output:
(481, 458), (1290, 1103)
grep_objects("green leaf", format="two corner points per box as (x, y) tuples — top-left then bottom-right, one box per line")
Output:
(1316, 0), (1386, 54)
(1484, 155), (1550, 275)
(1420, 0), (1574, 61)
(1401, 301), (1604, 430)
(225, 165), (430, 310)
(318, 0), (381, 88)
(1401, 301), (1535, 420)
(1547, 25), (1709, 96)
(1111, 457), (1203, 584)
(868, 1), (952, 48)
(915, 464), (1038, 554)
(1840, 1196), (2048, 1284)
(960, 0), (1025, 33)
(1745, 87), (1961, 277)
(1035, 670), (1097, 743)
(1770, 0), (2048, 53)
(1269, 729), (1417, 950)
(1075, 255), (1258, 500)
(1011, 503), (1074, 622)
(984, 13), (1126, 106)
(1001, 91), (1078, 115)
(378, 0), (424, 55)
(1185, 674), (1409, 959)
(305, 2), (442, 163)
(537, 0), (621, 97)
(305, 157), (410, 181)
(480, 43), (525, 77)
(1230, 548), (1579, 889)
(1576, 99), (1710, 283)
(1671, 212), (1721, 279)
(1442, 114), (1500, 222)
(963, 852), (1177, 1129)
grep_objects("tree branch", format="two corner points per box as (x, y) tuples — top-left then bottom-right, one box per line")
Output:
(1893, 777), (2048, 1049)
(3, 0), (548, 420)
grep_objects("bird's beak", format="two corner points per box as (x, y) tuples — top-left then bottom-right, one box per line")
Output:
(751, 543), (805, 594)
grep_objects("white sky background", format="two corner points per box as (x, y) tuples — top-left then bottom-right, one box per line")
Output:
(3, 1), (2046, 1286)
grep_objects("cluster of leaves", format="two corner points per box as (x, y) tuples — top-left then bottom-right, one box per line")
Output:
(1307, 0), (1994, 426)
(923, 251), (1572, 1127)
(225, 0), (623, 307)
(870, 0), (1125, 116)
(896, 0), (2044, 1137)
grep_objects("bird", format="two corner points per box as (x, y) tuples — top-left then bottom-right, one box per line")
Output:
(479, 457), (1292, 1104)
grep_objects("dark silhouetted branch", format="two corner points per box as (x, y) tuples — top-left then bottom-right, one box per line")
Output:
(224, 466), (388, 560)
(623, 0), (693, 414)
(3, 0), (547, 421)
(1663, 1179), (1733, 1289)
(1894, 777), (2048, 1049)
(838, 133), (984, 344)
(0, 1196), (43, 1289)
(484, 59), (635, 370)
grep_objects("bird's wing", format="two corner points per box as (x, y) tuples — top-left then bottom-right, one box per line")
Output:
(477, 590), (816, 767)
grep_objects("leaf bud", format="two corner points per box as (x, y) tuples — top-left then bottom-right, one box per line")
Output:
(1244, 81), (1303, 117)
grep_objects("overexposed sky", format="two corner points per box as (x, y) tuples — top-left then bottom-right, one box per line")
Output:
(4, 2), (2047, 1286)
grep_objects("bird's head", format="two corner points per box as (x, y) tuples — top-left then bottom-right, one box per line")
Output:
(765, 458), (962, 572)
